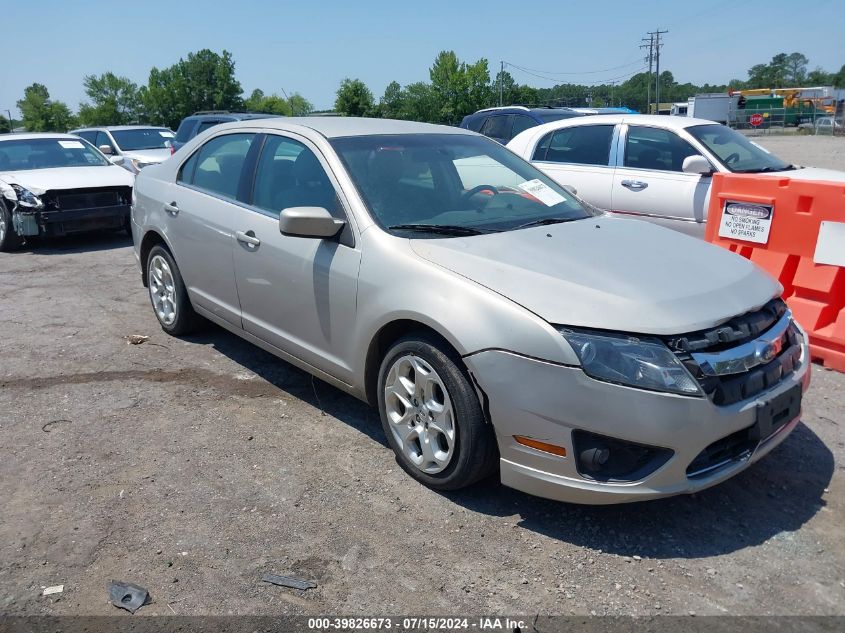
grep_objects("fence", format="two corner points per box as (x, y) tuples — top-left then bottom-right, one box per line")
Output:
(728, 104), (845, 136)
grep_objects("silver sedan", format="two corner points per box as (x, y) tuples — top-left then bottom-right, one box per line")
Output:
(131, 117), (809, 504)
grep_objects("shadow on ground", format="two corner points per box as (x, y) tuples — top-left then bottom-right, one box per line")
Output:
(187, 320), (833, 560)
(19, 231), (132, 255)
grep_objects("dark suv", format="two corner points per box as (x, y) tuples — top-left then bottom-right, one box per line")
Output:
(460, 106), (584, 144)
(171, 111), (282, 152)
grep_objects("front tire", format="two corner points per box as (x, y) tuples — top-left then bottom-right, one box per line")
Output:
(377, 334), (498, 490)
(146, 245), (200, 335)
(0, 201), (22, 252)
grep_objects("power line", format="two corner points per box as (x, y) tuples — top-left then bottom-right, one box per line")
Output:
(503, 59), (644, 76)
(507, 63), (647, 86)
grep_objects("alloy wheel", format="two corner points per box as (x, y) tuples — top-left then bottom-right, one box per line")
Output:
(148, 254), (178, 326)
(383, 354), (456, 474)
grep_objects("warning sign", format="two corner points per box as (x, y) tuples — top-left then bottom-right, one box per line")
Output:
(718, 201), (774, 244)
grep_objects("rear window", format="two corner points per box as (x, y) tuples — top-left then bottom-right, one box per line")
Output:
(538, 111), (581, 123)
(175, 118), (197, 143)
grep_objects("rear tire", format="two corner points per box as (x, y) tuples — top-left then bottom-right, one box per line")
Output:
(0, 201), (22, 252)
(377, 334), (498, 491)
(146, 245), (201, 335)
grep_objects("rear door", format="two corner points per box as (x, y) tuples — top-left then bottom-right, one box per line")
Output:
(479, 115), (513, 144)
(164, 132), (256, 325)
(529, 123), (617, 209)
(611, 124), (710, 237)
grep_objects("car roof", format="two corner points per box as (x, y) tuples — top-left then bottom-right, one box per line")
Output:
(214, 116), (476, 139)
(527, 113), (716, 130)
(0, 132), (83, 142)
(470, 106), (579, 117)
(187, 112), (282, 121)
(71, 125), (171, 132)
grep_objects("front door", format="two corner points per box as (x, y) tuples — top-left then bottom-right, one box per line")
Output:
(231, 133), (361, 383)
(611, 124), (710, 237)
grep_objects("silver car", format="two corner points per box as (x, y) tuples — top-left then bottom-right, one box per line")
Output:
(131, 117), (810, 504)
(71, 126), (176, 174)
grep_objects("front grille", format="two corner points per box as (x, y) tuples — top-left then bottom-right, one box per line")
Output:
(44, 186), (131, 211)
(663, 299), (802, 406)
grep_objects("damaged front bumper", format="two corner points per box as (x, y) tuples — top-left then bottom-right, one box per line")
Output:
(464, 336), (810, 505)
(7, 186), (132, 238)
(13, 204), (131, 237)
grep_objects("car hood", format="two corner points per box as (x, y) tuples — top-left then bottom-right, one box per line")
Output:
(121, 148), (171, 163)
(770, 166), (845, 182)
(410, 215), (780, 335)
(0, 166), (134, 195)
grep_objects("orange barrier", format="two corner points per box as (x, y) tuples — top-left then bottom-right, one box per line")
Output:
(704, 173), (845, 373)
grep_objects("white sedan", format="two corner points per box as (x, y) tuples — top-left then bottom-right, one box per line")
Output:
(0, 133), (134, 251)
(507, 114), (845, 237)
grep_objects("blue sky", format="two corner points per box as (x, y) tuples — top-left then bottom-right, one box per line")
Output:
(1, 0), (843, 116)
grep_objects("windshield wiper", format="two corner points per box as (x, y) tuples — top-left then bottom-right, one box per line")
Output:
(734, 165), (796, 173)
(513, 217), (579, 230)
(388, 223), (489, 236)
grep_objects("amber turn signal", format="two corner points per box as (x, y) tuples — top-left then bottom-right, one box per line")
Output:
(514, 435), (567, 457)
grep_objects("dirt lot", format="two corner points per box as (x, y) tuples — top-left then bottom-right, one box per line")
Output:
(1, 135), (844, 618)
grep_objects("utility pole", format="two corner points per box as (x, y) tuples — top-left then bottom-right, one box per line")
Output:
(649, 29), (668, 113)
(640, 35), (654, 113)
(499, 61), (504, 107)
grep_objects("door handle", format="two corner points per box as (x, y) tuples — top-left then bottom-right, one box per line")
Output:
(236, 230), (261, 247)
(164, 201), (180, 215)
(621, 180), (648, 191)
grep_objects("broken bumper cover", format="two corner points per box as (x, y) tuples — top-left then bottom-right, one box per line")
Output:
(16, 205), (130, 236)
(463, 345), (810, 505)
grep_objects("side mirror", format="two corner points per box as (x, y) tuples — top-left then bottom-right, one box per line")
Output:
(109, 155), (125, 166)
(279, 206), (345, 239)
(99, 144), (114, 155)
(562, 184), (578, 196)
(682, 154), (713, 175)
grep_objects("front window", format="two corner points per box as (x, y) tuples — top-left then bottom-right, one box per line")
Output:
(0, 138), (109, 171)
(111, 128), (175, 151)
(330, 134), (592, 236)
(686, 124), (792, 173)
(624, 126), (698, 172)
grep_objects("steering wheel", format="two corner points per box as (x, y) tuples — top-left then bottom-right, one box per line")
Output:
(460, 184), (499, 205)
(724, 152), (741, 166)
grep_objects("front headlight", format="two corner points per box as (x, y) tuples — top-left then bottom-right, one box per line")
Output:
(129, 159), (154, 174)
(11, 184), (43, 209)
(559, 327), (702, 396)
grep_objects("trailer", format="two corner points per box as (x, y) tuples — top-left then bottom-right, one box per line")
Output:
(687, 93), (739, 124)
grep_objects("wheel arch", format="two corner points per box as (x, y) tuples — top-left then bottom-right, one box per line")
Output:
(139, 229), (172, 287)
(363, 318), (464, 407)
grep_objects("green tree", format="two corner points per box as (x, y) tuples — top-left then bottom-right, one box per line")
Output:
(378, 81), (405, 119)
(244, 89), (313, 116)
(141, 49), (244, 129)
(334, 78), (374, 116)
(77, 72), (140, 126)
(785, 52), (809, 84)
(16, 83), (75, 132)
(287, 93), (313, 116)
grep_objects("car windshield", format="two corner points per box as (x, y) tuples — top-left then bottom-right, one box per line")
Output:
(686, 124), (792, 173)
(330, 134), (592, 236)
(0, 138), (109, 171)
(111, 128), (175, 151)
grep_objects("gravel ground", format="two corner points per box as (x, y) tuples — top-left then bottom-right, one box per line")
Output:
(1, 135), (843, 618)
(753, 134), (845, 171)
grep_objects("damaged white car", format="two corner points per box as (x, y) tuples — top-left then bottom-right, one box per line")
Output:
(0, 133), (134, 251)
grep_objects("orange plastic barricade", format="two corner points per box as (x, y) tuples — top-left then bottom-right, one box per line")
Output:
(704, 173), (845, 373)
